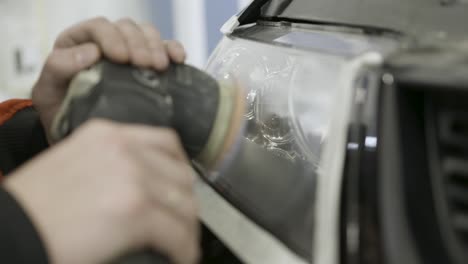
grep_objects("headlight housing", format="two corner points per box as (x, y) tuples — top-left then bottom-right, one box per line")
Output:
(201, 21), (399, 262)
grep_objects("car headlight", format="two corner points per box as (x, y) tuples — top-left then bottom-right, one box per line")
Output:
(200, 22), (400, 262)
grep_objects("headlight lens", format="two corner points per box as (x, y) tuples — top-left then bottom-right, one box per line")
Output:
(204, 24), (399, 259)
(206, 37), (345, 166)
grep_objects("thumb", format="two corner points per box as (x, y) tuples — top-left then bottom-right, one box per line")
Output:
(44, 43), (101, 83)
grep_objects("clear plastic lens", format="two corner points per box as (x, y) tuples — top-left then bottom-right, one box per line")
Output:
(206, 37), (343, 167)
(256, 82), (293, 145)
(207, 26), (401, 173)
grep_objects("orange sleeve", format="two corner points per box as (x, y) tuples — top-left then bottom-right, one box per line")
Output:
(0, 99), (33, 126)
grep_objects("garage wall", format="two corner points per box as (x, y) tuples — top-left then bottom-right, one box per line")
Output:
(0, 0), (249, 99)
(40, 0), (153, 49)
(0, 0), (42, 100)
(0, 0), (154, 99)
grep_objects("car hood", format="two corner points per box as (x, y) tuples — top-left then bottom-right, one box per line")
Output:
(246, 0), (468, 39)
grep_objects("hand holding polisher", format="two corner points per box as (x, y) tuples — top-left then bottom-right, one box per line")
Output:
(50, 60), (245, 264)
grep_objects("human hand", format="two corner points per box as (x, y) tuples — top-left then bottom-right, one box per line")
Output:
(4, 120), (199, 264)
(32, 17), (186, 142)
